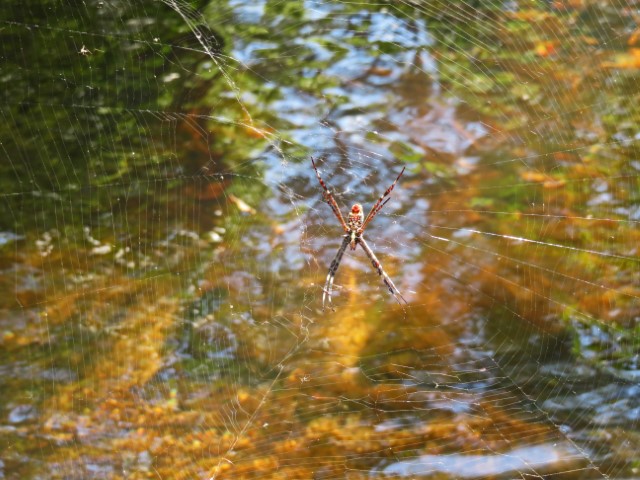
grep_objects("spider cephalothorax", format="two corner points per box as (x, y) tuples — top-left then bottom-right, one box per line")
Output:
(311, 157), (407, 309)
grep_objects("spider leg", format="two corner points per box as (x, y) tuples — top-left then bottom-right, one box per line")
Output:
(360, 166), (405, 234)
(311, 157), (349, 233)
(322, 236), (350, 310)
(358, 237), (407, 305)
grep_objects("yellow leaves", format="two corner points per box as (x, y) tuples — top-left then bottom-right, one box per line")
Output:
(229, 194), (257, 215)
(628, 28), (640, 46)
(602, 48), (640, 69)
(520, 171), (548, 183)
(508, 9), (554, 23)
(534, 41), (556, 58)
(520, 171), (565, 189)
(550, 0), (586, 9)
(236, 389), (251, 404)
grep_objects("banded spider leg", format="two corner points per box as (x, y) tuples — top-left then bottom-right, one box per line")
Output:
(358, 237), (407, 305)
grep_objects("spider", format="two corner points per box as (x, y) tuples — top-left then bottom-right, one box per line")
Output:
(311, 157), (408, 309)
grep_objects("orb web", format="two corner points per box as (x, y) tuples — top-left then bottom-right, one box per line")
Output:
(0, 1), (638, 479)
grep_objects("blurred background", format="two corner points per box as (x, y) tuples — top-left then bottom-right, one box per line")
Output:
(0, 1), (638, 478)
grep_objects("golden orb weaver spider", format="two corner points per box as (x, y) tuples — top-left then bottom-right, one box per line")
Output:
(311, 157), (408, 309)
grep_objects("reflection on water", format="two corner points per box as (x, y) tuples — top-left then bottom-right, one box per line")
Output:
(0, 0), (639, 478)
(382, 443), (584, 478)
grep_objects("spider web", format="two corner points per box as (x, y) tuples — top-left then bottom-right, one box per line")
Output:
(0, 0), (638, 479)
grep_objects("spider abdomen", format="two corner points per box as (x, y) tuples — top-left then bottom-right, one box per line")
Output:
(348, 203), (364, 249)
(348, 203), (364, 230)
